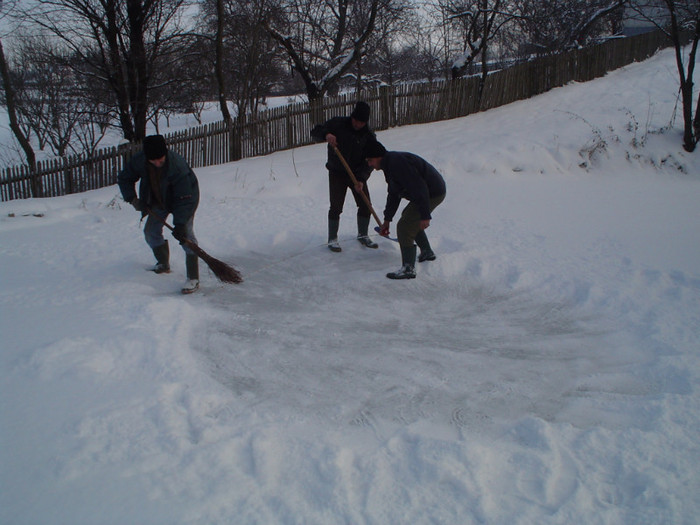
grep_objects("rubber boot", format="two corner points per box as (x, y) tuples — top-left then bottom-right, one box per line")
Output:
(152, 240), (171, 273)
(415, 230), (435, 262)
(182, 253), (199, 294)
(357, 215), (378, 248)
(387, 245), (417, 279)
(328, 218), (341, 252)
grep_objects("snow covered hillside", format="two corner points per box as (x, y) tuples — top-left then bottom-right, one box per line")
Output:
(1, 47), (699, 524)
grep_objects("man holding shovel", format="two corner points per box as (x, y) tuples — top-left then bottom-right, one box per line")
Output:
(118, 134), (201, 294)
(362, 139), (446, 280)
(311, 101), (378, 252)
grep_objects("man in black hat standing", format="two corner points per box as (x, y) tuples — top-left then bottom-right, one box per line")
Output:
(311, 101), (378, 252)
(363, 139), (446, 280)
(118, 134), (201, 294)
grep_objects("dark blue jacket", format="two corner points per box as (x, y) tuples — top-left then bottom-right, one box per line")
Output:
(311, 116), (375, 181)
(381, 151), (446, 221)
(118, 150), (199, 227)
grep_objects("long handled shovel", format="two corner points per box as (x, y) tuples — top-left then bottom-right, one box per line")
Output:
(146, 208), (243, 284)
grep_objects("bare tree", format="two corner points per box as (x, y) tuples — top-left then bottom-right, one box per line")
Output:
(198, 0), (284, 120)
(434, 0), (518, 111)
(215, 0), (232, 122)
(13, 40), (75, 156)
(21, 0), (192, 142)
(72, 103), (110, 157)
(511, 0), (626, 55)
(263, 0), (384, 100)
(435, 0), (516, 84)
(145, 33), (214, 129)
(422, 0), (467, 80)
(0, 0), (36, 169)
(226, 1), (285, 115)
(358, 0), (418, 88)
(628, 0), (699, 152)
(0, 38), (37, 169)
(6, 36), (114, 159)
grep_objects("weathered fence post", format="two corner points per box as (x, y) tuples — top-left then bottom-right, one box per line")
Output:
(30, 162), (42, 198)
(309, 98), (324, 129)
(232, 115), (243, 161)
(286, 106), (294, 149)
(63, 156), (74, 195)
(379, 85), (392, 129)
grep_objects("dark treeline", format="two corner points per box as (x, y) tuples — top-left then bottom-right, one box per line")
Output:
(1, 0), (698, 163)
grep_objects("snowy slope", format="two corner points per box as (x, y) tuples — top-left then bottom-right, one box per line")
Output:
(1, 47), (699, 525)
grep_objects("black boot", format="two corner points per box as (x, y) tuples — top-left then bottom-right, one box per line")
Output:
(152, 240), (171, 273)
(387, 245), (417, 279)
(415, 230), (436, 262)
(357, 215), (378, 248)
(182, 253), (199, 294)
(328, 218), (341, 252)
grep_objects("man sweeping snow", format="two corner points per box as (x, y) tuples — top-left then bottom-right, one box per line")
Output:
(362, 139), (446, 280)
(118, 135), (201, 294)
(311, 101), (378, 252)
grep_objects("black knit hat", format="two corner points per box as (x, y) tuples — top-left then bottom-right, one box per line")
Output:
(143, 135), (168, 160)
(350, 101), (370, 123)
(364, 138), (386, 158)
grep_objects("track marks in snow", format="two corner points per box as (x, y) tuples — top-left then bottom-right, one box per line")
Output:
(192, 240), (672, 435)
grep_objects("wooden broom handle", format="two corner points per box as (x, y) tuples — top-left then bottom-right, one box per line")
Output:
(331, 144), (383, 227)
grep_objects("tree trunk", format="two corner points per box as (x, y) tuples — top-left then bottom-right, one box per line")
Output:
(105, 0), (136, 142)
(689, 15), (699, 147)
(264, 0), (379, 101)
(477, 0), (490, 105)
(0, 38), (36, 170)
(666, 0), (698, 152)
(694, 88), (700, 141)
(127, 0), (149, 141)
(215, 0), (232, 122)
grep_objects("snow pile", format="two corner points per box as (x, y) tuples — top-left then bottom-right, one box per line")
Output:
(1, 47), (699, 524)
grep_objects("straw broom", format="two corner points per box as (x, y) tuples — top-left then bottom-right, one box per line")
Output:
(146, 208), (243, 284)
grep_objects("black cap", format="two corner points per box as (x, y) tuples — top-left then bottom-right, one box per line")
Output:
(350, 101), (370, 123)
(364, 138), (386, 158)
(143, 135), (168, 160)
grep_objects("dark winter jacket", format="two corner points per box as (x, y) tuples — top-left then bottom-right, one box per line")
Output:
(381, 151), (446, 222)
(310, 116), (375, 181)
(118, 150), (199, 227)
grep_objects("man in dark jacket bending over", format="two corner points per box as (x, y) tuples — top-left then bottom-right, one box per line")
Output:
(311, 101), (378, 252)
(363, 139), (446, 280)
(118, 135), (201, 294)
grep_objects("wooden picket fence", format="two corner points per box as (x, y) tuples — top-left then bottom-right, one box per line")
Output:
(0, 29), (671, 201)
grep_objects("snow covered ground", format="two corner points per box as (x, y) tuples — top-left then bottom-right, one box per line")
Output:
(1, 47), (699, 524)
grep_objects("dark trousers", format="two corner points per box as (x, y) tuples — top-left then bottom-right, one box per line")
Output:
(397, 193), (446, 247)
(328, 170), (371, 221)
(144, 207), (197, 256)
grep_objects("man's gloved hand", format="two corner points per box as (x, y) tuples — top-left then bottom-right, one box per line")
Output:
(172, 224), (187, 244)
(131, 198), (145, 212)
(379, 221), (391, 237)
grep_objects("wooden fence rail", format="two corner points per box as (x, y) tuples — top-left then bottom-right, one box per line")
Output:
(1, 30), (671, 202)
